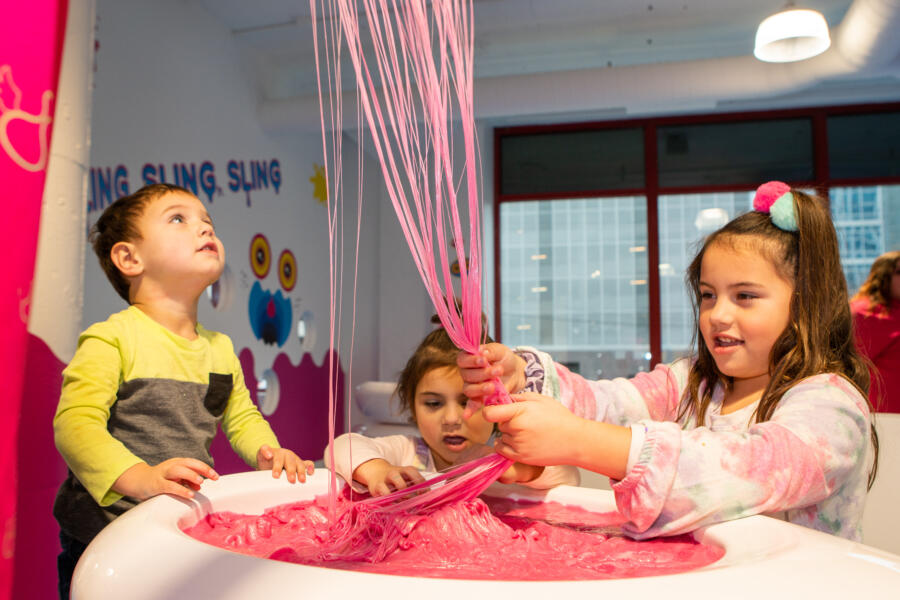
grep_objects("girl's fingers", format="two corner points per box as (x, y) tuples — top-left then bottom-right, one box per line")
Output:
(492, 439), (516, 461)
(386, 471), (408, 490)
(462, 399), (483, 420)
(481, 402), (522, 423)
(456, 350), (485, 369)
(407, 469), (426, 485)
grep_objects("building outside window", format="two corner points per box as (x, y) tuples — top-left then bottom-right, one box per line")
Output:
(495, 104), (900, 378)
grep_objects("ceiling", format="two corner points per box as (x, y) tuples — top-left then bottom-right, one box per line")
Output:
(196, 0), (900, 128)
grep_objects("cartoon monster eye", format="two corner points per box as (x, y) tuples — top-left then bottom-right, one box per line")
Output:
(278, 249), (297, 292)
(250, 234), (271, 279)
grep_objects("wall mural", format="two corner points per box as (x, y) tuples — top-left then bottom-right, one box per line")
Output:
(87, 157), (282, 209)
(247, 233), (295, 347)
(309, 162), (327, 205)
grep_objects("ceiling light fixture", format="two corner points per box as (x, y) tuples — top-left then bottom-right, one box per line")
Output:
(754, 8), (831, 63)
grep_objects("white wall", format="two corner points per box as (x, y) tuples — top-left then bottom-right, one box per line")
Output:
(373, 121), (497, 383)
(862, 413), (900, 555)
(86, 0), (379, 400)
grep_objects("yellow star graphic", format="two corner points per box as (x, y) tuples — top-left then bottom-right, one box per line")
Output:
(310, 163), (328, 205)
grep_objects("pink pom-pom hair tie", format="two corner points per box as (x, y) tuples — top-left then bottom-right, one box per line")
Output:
(753, 181), (798, 232)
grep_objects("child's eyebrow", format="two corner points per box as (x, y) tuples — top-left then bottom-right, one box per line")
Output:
(699, 280), (764, 289)
(163, 203), (189, 210)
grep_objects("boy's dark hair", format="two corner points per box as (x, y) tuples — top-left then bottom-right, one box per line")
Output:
(395, 314), (493, 424)
(90, 184), (192, 303)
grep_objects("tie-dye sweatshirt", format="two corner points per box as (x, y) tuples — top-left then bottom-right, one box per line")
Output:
(526, 349), (872, 541)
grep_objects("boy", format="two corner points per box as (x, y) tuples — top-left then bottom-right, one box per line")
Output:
(53, 183), (314, 598)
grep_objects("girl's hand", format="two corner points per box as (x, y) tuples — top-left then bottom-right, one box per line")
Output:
(257, 445), (315, 483)
(484, 393), (631, 480)
(452, 442), (545, 485)
(482, 392), (585, 467)
(352, 458), (425, 497)
(498, 462), (545, 485)
(112, 458), (218, 501)
(457, 343), (527, 402)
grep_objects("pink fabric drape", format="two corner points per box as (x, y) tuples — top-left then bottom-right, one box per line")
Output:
(0, 2), (68, 597)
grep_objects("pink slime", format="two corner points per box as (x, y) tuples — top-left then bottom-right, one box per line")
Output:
(184, 493), (725, 580)
(302, 0), (720, 577)
(309, 0), (517, 561)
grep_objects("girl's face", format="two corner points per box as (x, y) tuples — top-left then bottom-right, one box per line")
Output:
(413, 366), (494, 471)
(698, 243), (794, 388)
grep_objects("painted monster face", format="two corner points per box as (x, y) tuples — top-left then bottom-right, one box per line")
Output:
(247, 233), (297, 347)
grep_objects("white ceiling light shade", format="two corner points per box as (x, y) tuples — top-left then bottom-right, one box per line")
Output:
(754, 8), (831, 63)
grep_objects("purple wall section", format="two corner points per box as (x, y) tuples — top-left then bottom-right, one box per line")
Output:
(209, 348), (345, 473)
(14, 334), (69, 600)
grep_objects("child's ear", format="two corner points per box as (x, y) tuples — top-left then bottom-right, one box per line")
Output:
(110, 241), (142, 277)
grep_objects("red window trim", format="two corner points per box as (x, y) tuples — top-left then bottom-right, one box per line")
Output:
(492, 101), (900, 366)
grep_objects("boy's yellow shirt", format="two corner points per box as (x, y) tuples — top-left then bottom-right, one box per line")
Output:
(54, 305), (279, 507)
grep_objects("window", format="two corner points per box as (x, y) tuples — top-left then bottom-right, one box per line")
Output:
(495, 102), (900, 378)
(657, 119), (813, 188)
(828, 112), (900, 179)
(832, 185), (900, 292)
(500, 128), (644, 196)
(500, 197), (650, 378)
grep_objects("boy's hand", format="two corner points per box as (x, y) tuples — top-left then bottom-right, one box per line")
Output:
(112, 458), (218, 501)
(257, 445), (315, 483)
(352, 458), (425, 497)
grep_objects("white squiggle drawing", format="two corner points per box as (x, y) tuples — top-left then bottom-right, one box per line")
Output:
(0, 64), (54, 172)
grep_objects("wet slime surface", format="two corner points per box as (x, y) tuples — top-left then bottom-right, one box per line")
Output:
(184, 493), (724, 580)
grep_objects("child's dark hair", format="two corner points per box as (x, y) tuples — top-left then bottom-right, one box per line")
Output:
(396, 315), (494, 423)
(89, 183), (193, 303)
(682, 188), (878, 487)
(852, 250), (900, 311)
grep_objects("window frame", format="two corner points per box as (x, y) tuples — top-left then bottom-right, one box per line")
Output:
(493, 101), (900, 366)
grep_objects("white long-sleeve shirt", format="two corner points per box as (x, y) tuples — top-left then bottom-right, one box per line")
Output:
(325, 432), (580, 493)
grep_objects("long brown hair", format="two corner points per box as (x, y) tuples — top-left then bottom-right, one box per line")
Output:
(852, 250), (900, 312)
(680, 189), (878, 488)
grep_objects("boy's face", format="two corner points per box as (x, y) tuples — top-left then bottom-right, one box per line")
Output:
(132, 191), (225, 293)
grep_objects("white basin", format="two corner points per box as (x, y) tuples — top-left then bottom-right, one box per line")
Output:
(73, 470), (900, 599)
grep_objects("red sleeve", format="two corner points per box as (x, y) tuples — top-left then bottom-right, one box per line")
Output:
(852, 304), (892, 360)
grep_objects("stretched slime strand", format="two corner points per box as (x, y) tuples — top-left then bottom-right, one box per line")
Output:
(311, 0), (513, 560)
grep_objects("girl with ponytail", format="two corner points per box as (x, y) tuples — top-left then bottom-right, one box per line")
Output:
(459, 182), (878, 541)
